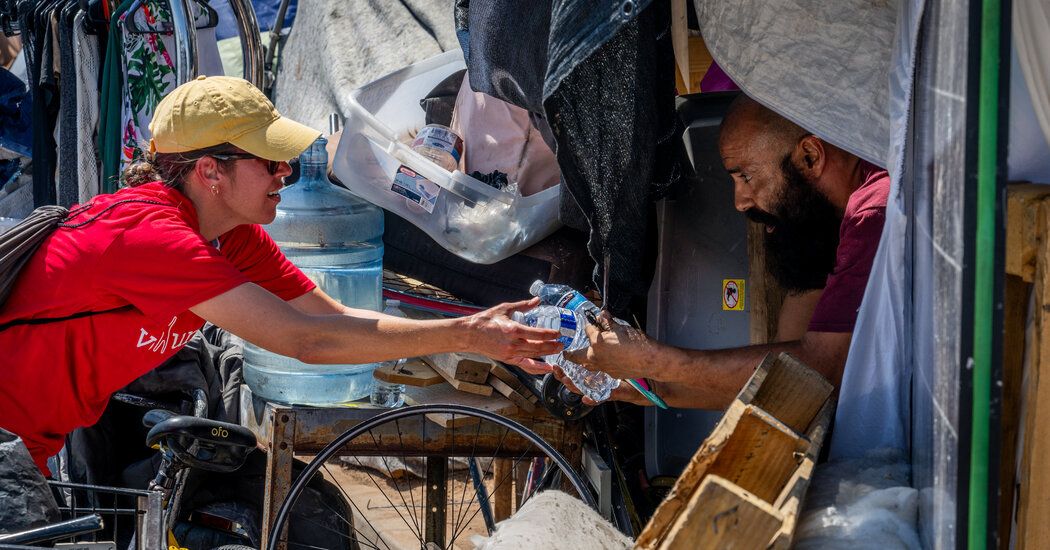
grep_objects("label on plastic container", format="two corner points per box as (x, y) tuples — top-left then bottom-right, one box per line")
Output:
(411, 124), (464, 163)
(391, 165), (440, 213)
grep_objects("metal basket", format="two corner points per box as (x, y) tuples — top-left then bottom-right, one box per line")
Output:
(45, 480), (165, 550)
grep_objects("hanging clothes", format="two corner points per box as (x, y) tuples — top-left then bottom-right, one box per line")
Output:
(98, 0), (224, 192)
(55, 4), (79, 207)
(73, 10), (101, 203)
(457, 0), (688, 315)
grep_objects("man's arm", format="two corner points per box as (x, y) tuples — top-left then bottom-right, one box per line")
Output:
(564, 313), (850, 409)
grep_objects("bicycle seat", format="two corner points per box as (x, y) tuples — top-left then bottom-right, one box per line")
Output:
(144, 411), (257, 473)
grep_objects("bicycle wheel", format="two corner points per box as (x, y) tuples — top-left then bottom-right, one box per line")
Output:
(268, 404), (595, 550)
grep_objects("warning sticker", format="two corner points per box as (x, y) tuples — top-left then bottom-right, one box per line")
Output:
(722, 279), (745, 311)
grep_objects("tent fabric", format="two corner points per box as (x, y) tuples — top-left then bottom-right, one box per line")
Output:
(1013, 0), (1050, 164)
(829, 0), (924, 459)
(1009, 0), (1050, 183)
(693, 0), (897, 168)
(273, 0), (458, 132)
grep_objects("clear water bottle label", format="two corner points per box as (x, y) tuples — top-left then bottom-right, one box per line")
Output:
(555, 309), (578, 348)
(558, 293), (588, 312)
(391, 165), (440, 213)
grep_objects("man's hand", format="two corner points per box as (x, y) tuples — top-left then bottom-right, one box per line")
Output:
(563, 311), (661, 380)
(552, 365), (650, 406)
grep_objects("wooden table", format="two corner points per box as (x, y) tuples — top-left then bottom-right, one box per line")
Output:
(238, 384), (583, 550)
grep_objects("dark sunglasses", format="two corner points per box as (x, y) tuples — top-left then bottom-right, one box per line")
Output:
(209, 153), (282, 175)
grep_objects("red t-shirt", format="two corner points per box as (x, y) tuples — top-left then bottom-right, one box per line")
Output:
(807, 162), (890, 333)
(0, 182), (314, 472)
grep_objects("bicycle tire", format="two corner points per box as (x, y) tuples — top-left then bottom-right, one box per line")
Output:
(267, 404), (596, 549)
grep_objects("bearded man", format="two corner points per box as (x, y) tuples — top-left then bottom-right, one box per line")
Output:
(559, 95), (890, 407)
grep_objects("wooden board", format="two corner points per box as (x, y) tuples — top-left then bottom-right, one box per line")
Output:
(424, 353), (494, 386)
(746, 353), (833, 434)
(492, 458), (514, 522)
(1000, 274), (1029, 550)
(372, 358), (445, 387)
(1016, 198), (1050, 549)
(635, 353), (828, 550)
(404, 383), (515, 428)
(706, 406), (806, 504)
(660, 475), (783, 550)
(422, 354), (494, 397)
(770, 399), (835, 548)
(488, 374), (536, 413)
(748, 221), (786, 344)
(1006, 184), (1050, 282)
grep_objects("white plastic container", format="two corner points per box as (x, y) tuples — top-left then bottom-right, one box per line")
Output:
(332, 50), (562, 265)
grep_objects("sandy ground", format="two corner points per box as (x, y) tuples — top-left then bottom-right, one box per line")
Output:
(304, 455), (510, 550)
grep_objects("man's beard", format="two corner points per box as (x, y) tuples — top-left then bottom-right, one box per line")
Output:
(746, 157), (842, 293)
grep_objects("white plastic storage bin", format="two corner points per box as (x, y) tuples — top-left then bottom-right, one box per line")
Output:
(332, 50), (562, 265)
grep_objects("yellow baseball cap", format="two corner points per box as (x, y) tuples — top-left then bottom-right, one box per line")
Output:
(148, 75), (321, 161)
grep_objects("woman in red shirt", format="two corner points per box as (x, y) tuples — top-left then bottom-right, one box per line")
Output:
(0, 76), (561, 472)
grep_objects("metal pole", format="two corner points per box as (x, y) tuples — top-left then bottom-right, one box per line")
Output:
(167, 0), (198, 83)
(227, 0), (264, 88)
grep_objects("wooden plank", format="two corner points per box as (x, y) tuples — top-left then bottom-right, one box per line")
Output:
(1006, 184), (1050, 282)
(999, 274), (1029, 550)
(488, 374), (537, 413)
(490, 363), (534, 395)
(749, 353), (833, 434)
(424, 353), (495, 388)
(372, 357), (445, 387)
(634, 401), (748, 550)
(658, 475), (783, 550)
(423, 354), (494, 396)
(1017, 199), (1050, 549)
(770, 399), (835, 549)
(404, 383), (515, 428)
(706, 406), (807, 504)
(637, 354), (826, 550)
(748, 221), (786, 344)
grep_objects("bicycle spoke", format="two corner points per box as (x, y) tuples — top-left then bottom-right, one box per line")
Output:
(394, 417), (424, 538)
(365, 427), (424, 540)
(316, 464), (396, 550)
(336, 455), (422, 543)
(447, 426), (518, 547)
(282, 508), (366, 550)
(447, 446), (533, 545)
(450, 420), (484, 539)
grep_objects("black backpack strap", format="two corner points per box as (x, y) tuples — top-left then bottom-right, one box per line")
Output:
(0, 305), (135, 332)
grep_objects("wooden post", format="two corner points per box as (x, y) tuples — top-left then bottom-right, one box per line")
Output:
(748, 221), (785, 344)
(1015, 198), (1050, 549)
(261, 409), (295, 550)
(492, 458), (514, 522)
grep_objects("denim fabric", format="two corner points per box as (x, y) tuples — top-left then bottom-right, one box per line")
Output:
(0, 68), (31, 158)
(459, 0), (686, 315)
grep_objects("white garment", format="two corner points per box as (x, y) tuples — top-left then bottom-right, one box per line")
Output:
(1009, 0), (1050, 183)
(1013, 0), (1050, 163)
(73, 12), (101, 203)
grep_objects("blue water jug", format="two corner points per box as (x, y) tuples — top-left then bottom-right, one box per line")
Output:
(243, 136), (386, 405)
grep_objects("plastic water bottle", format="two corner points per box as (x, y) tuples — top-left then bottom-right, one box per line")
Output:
(370, 300), (409, 408)
(242, 136), (386, 405)
(511, 306), (621, 402)
(529, 280), (600, 318)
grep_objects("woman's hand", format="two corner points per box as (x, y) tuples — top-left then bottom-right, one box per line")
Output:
(563, 311), (660, 380)
(460, 298), (563, 374)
